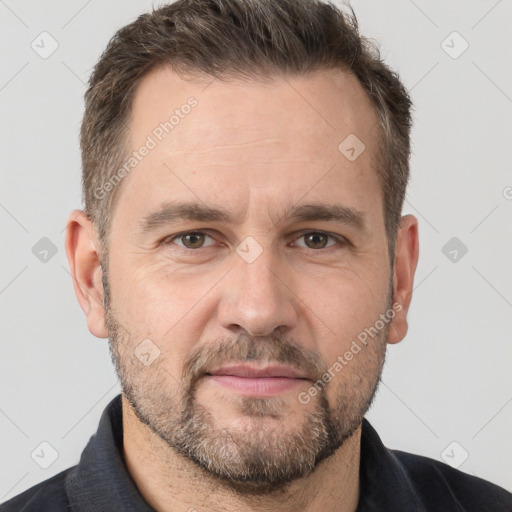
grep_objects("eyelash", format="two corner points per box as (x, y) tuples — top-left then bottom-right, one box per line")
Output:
(162, 230), (347, 251)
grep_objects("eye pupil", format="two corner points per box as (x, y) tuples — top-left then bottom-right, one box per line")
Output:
(305, 232), (327, 249)
(182, 232), (205, 248)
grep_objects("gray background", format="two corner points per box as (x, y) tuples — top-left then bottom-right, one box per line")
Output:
(1, 0), (511, 501)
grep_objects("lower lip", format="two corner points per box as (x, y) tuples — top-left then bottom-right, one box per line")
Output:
(207, 375), (306, 396)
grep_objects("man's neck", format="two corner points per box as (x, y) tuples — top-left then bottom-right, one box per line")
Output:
(121, 395), (361, 512)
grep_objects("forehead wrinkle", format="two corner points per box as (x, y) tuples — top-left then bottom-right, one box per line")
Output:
(164, 137), (288, 156)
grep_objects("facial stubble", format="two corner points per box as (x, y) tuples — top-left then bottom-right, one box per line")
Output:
(102, 266), (388, 495)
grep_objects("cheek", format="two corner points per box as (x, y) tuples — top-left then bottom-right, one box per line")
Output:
(111, 258), (204, 325)
(303, 268), (390, 341)
(110, 267), (219, 372)
(302, 273), (389, 408)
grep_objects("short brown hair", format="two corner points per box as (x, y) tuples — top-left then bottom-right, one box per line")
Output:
(81, 0), (412, 266)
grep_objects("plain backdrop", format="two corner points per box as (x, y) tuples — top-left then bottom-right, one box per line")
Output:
(1, 0), (511, 501)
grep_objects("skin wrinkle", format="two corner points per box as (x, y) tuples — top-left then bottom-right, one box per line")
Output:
(67, 66), (419, 512)
(163, 136), (290, 154)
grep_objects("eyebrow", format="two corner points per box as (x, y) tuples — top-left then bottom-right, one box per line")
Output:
(280, 203), (366, 231)
(137, 201), (366, 233)
(138, 202), (238, 232)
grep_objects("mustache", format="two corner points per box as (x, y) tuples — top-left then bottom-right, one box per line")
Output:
(181, 332), (328, 392)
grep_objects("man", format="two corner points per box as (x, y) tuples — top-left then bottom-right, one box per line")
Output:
(2, 0), (510, 510)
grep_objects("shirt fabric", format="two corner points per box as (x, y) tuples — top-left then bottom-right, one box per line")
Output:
(1, 394), (511, 511)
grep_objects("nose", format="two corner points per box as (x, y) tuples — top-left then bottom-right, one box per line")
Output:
(217, 249), (299, 337)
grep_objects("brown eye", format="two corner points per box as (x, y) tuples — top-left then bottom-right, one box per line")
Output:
(176, 232), (208, 249)
(294, 231), (341, 250)
(303, 232), (329, 249)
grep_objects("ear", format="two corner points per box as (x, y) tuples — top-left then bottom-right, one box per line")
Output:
(65, 210), (108, 338)
(388, 214), (419, 344)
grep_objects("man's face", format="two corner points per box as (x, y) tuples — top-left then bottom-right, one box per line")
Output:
(104, 67), (393, 492)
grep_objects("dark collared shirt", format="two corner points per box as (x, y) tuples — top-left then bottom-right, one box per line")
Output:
(1, 394), (510, 511)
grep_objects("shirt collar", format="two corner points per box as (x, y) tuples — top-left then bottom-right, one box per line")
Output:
(356, 418), (427, 512)
(64, 394), (426, 512)
(65, 394), (155, 512)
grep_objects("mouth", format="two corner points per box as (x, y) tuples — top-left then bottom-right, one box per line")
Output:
(204, 364), (310, 397)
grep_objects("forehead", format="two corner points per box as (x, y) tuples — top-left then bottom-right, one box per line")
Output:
(129, 66), (379, 152)
(113, 66), (383, 229)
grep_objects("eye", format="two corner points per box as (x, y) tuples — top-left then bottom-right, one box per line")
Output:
(168, 231), (215, 249)
(294, 231), (341, 249)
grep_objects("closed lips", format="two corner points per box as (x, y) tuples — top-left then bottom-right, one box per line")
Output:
(207, 365), (308, 379)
